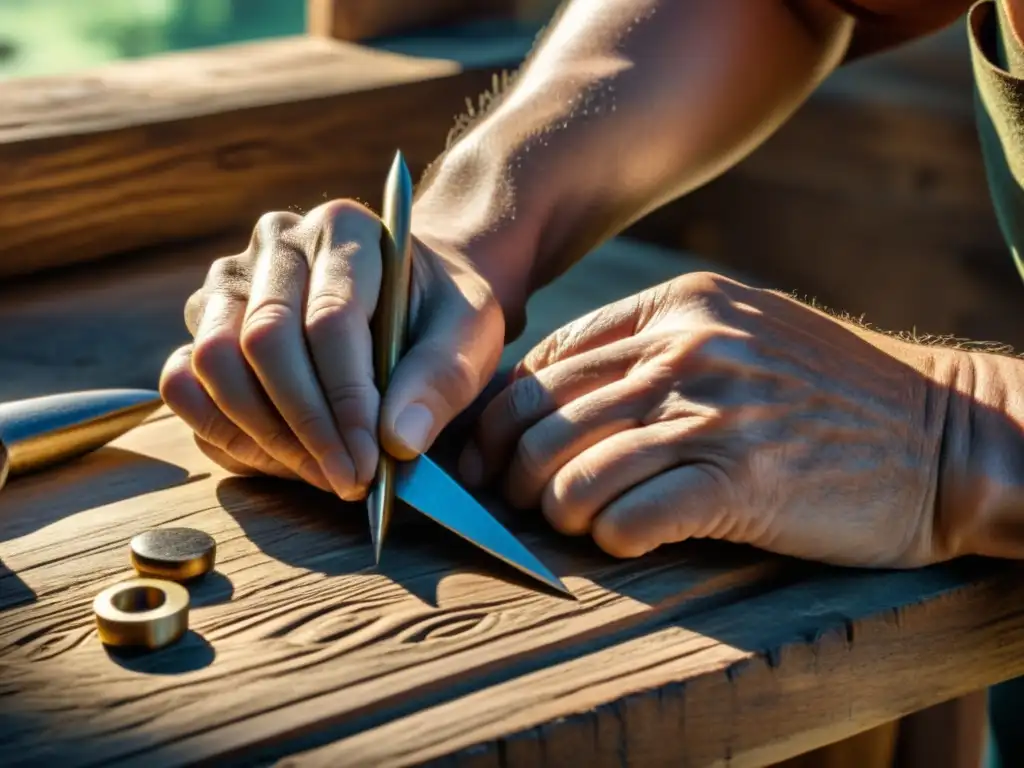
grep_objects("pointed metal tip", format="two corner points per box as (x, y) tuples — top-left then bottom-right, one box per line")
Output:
(0, 388), (164, 480)
(387, 150), (413, 194)
(537, 571), (575, 600)
(554, 580), (577, 600)
(366, 486), (386, 565)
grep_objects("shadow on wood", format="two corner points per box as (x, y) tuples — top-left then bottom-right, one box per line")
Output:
(0, 446), (201, 544)
(105, 629), (217, 676)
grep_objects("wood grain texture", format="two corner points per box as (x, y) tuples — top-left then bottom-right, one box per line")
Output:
(0, 30), (533, 280)
(2, 412), (1023, 768)
(2, 231), (1013, 767)
(308, 0), (515, 41)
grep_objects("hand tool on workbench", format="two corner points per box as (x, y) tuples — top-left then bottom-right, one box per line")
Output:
(0, 389), (163, 492)
(367, 151), (571, 597)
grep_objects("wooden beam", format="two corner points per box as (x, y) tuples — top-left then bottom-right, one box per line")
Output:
(0, 29), (534, 281)
(308, 0), (516, 41)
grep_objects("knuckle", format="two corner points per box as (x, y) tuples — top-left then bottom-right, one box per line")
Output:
(678, 270), (728, 297)
(239, 301), (296, 359)
(204, 256), (254, 301)
(655, 327), (748, 369)
(303, 199), (380, 248)
(322, 379), (377, 412)
(158, 348), (197, 406)
(191, 331), (243, 383)
(304, 296), (355, 337)
(522, 326), (571, 373)
(197, 408), (232, 447)
(253, 211), (301, 245)
(691, 328), (749, 360)
(426, 347), (481, 408)
(184, 290), (206, 336)
(207, 254), (249, 284)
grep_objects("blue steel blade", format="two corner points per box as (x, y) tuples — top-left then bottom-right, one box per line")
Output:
(394, 454), (572, 596)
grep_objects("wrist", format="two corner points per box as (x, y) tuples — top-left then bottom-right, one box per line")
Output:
(412, 133), (543, 338)
(936, 350), (1024, 560)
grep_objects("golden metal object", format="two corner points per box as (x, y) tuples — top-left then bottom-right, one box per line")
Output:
(367, 150), (414, 563)
(130, 527), (217, 582)
(360, 154), (570, 596)
(93, 578), (189, 650)
(0, 389), (163, 491)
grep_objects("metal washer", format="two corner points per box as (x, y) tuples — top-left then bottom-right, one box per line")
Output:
(93, 578), (189, 650)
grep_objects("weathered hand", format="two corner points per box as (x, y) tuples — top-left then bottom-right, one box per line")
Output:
(159, 201), (504, 500)
(462, 272), (968, 568)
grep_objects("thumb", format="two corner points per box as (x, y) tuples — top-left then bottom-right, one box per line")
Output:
(379, 302), (504, 460)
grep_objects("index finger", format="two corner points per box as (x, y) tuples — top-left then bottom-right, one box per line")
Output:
(303, 200), (384, 494)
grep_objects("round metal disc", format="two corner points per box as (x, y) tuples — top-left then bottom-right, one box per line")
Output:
(130, 527), (216, 582)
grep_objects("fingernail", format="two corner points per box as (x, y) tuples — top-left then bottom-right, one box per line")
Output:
(339, 486), (366, 503)
(393, 403), (434, 455)
(322, 452), (358, 501)
(343, 428), (379, 488)
(459, 441), (483, 488)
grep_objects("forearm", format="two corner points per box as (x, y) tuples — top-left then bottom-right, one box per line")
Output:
(413, 0), (854, 331)
(939, 352), (1024, 560)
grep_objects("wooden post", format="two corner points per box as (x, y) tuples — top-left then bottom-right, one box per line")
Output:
(308, 0), (516, 41)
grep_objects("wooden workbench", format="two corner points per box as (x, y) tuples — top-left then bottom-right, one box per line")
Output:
(2, 232), (1024, 767)
(2, 3), (1023, 764)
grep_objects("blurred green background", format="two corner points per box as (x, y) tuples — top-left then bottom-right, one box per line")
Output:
(0, 0), (305, 79)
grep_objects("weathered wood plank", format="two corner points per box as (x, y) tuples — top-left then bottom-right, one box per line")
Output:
(0, 30), (534, 280)
(0, 410), (791, 766)
(0, 233), (775, 768)
(288, 561), (1024, 768)
(307, 0), (515, 41)
(2, 410), (1022, 768)
(5, 230), (1008, 767)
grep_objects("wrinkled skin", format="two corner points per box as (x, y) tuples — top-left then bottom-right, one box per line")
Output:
(461, 272), (965, 568)
(161, 202), (967, 568)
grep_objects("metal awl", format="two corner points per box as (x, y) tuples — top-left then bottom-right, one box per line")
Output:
(367, 150), (414, 562)
(367, 151), (572, 597)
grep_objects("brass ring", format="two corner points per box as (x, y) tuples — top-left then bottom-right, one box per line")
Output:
(93, 578), (189, 650)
